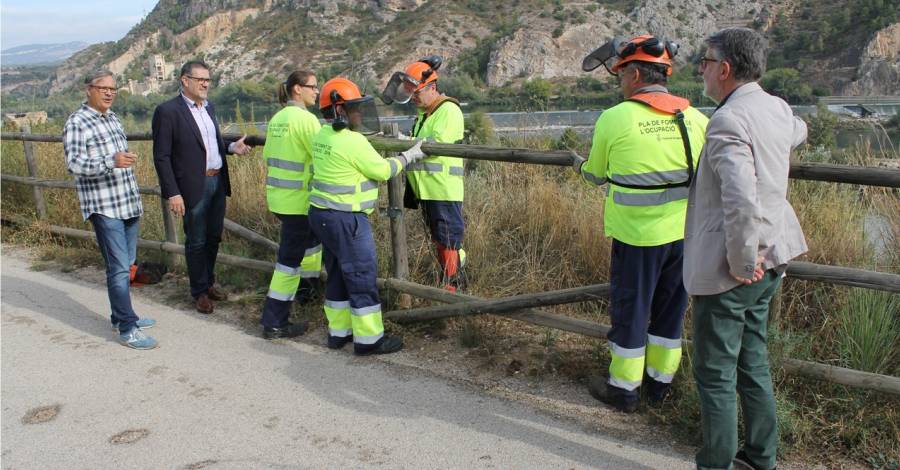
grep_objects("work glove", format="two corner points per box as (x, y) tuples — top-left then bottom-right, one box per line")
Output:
(396, 132), (412, 141)
(572, 154), (586, 174)
(398, 139), (426, 166)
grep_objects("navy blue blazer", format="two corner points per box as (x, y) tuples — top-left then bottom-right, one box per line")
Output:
(152, 95), (232, 209)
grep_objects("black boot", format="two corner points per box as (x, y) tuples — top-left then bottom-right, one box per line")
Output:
(354, 335), (403, 356)
(263, 321), (308, 340)
(327, 334), (353, 349)
(587, 376), (638, 413)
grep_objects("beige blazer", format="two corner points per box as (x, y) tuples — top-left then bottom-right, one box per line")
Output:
(683, 82), (808, 295)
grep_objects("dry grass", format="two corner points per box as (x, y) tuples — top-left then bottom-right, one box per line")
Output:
(2, 123), (898, 465)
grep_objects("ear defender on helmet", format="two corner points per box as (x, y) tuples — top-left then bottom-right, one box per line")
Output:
(607, 35), (677, 76)
(330, 89), (347, 131)
(420, 55), (442, 73)
(664, 40), (679, 59)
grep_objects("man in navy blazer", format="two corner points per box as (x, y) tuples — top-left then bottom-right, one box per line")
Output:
(152, 60), (251, 314)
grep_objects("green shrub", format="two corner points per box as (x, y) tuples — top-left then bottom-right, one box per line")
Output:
(805, 104), (839, 149)
(836, 289), (900, 375)
(464, 111), (497, 145)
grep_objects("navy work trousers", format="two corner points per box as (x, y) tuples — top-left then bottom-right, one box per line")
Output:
(607, 238), (688, 402)
(421, 200), (464, 248)
(261, 213), (319, 328)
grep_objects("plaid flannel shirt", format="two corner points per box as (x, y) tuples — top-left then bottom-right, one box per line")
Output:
(63, 104), (143, 221)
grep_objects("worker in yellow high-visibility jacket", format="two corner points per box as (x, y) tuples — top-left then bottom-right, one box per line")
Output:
(382, 56), (467, 292)
(260, 70), (324, 340)
(576, 35), (709, 412)
(309, 77), (426, 355)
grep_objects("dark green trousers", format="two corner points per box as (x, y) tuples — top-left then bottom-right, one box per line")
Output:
(692, 270), (782, 470)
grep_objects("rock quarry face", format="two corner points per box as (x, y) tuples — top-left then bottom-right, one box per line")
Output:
(486, 17), (624, 87)
(843, 23), (900, 96)
(484, 0), (773, 87)
(45, 0), (898, 96)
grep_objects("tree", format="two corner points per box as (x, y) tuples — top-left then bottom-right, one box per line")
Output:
(522, 78), (552, 107)
(441, 73), (483, 102)
(760, 68), (814, 104)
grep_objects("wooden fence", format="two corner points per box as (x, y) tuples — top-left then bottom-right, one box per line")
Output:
(1, 129), (899, 397)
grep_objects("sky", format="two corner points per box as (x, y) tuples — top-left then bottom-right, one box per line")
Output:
(1, 0), (158, 49)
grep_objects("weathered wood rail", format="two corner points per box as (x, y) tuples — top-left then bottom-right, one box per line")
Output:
(2, 130), (899, 397)
(3, 131), (899, 187)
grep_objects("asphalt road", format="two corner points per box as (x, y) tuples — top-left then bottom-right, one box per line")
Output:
(1, 253), (694, 469)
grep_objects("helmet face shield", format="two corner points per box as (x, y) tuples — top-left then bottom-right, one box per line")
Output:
(381, 72), (418, 105)
(583, 36), (676, 76)
(344, 96), (381, 135)
(582, 38), (623, 74)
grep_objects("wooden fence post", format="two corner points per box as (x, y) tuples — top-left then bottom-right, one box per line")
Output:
(385, 123), (411, 309)
(20, 124), (47, 219)
(159, 196), (179, 269)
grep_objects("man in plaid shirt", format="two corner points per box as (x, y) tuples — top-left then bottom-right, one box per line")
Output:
(63, 70), (158, 350)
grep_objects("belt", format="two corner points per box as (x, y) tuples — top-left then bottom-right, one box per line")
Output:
(206, 168), (220, 177)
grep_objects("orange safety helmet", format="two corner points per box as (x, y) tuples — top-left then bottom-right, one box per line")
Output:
(318, 76), (380, 134)
(318, 77), (363, 110)
(610, 35), (678, 76)
(404, 60), (439, 92)
(381, 55), (443, 105)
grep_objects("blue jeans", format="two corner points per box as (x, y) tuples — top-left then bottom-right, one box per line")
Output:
(89, 214), (140, 333)
(183, 174), (226, 298)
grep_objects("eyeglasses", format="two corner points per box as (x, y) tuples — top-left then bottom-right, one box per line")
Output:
(185, 75), (212, 85)
(697, 57), (722, 71)
(299, 84), (319, 90)
(90, 85), (118, 94)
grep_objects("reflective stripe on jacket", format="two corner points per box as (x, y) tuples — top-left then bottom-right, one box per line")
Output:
(309, 125), (405, 214)
(582, 100), (708, 246)
(262, 105), (321, 215)
(409, 97), (465, 201)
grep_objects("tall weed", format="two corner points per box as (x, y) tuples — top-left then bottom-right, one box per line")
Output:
(836, 289), (900, 375)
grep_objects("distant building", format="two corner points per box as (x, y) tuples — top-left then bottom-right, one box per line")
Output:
(148, 54), (175, 82)
(119, 54), (175, 96)
(4, 111), (48, 128)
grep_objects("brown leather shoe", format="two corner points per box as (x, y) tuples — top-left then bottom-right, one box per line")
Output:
(206, 286), (228, 301)
(195, 294), (214, 314)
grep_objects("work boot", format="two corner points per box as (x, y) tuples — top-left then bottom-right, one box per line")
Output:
(195, 294), (214, 314)
(207, 286), (228, 301)
(354, 335), (403, 356)
(587, 376), (638, 413)
(263, 321), (308, 340)
(645, 379), (672, 405)
(734, 451), (775, 470)
(327, 334), (353, 349)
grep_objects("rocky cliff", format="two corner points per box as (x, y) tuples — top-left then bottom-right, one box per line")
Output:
(843, 23), (900, 95)
(46, 0), (898, 97)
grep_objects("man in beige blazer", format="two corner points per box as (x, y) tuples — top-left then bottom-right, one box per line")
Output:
(685, 28), (808, 470)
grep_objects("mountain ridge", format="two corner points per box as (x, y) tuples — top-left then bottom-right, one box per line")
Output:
(16, 1), (900, 97)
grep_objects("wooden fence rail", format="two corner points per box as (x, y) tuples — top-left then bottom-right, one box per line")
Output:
(8, 173), (898, 292)
(2, 130), (899, 397)
(6, 214), (898, 397)
(3, 132), (899, 188)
